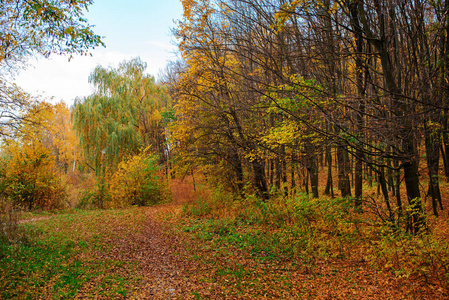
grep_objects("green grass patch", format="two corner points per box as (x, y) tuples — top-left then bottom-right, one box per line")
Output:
(176, 189), (449, 296)
(181, 193), (360, 263)
(0, 208), (146, 299)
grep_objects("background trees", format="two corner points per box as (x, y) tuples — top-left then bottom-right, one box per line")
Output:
(168, 0), (449, 232)
(73, 58), (172, 175)
(72, 58), (172, 207)
(0, 102), (74, 209)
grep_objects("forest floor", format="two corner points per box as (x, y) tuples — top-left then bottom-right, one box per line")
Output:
(1, 178), (448, 299)
(122, 179), (449, 299)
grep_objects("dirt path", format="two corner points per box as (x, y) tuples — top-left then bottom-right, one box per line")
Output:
(73, 207), (210, 299)
(72, 178), (447, 299)
(18, 216), (52, 224)
(79, 179), (214, 299)
(125, 204), (211, 299)
(131, 180), (211, 298)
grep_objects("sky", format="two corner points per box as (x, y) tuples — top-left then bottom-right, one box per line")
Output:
(12, 0), (184, 106)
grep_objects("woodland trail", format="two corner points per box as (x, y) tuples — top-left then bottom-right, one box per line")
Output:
(69, 179), (447, 299)
(107, 204), (210, 299)
(74, 179), (214, 299)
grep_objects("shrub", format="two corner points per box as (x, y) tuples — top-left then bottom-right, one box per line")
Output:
(107, 152), (170, 208)
(0, 146), (67, 210)
(76, 180), (110, 209)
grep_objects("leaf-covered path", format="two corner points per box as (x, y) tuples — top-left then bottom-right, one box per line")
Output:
(99, 204), (211, 299)
(67, 181), (212, 299)
(70, 180), (447, 299)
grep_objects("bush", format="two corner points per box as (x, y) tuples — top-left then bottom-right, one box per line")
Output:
(0, 146), (67, 210)
(76, 180), (110, 209)
(107, 152), (171, 208)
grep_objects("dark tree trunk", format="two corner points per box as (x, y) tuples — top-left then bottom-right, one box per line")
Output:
(354, 155), (363, 209)
(252, 159), (268, 201)
(305, 141), (319, 198)
(377, 167), (394, 223)
(281, 146), (288, 196)
(442, 115), (449, 182)
(324, 144), (334, 198)
(368, 0), (423, 233)
(424, 122), (443, 216)
(337, 144), (351, 197)
(275, 157), (281, 191)
(403, 157), (424, 233)
(227, 149), (244, 192)
(290, 157), (296, 195)
(307, 159), (319, 199)
(393, 158), (403, 221)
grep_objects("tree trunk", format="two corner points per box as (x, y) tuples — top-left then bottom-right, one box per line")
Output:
(252, 159), (269, 201)
(424, 121), (443, 216)
(324, 144), (334, 198)
(307, 158), (319, 199)
(290, 157), (296, 195)
(393, 158), (403, 222)
(337, 144), (351, 197)
(403, 154), (424, 233)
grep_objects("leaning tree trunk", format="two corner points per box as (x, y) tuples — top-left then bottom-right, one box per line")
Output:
(369, 0), (424, 233)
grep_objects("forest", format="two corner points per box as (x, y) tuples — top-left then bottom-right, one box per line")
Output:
(1, 0), (449, 299)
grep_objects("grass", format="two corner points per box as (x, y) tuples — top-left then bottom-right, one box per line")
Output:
(167, 184), (449, 298)
(181, 191), (361, 261)
(1, 177), (449, 299)
(0, 208), (145, 299)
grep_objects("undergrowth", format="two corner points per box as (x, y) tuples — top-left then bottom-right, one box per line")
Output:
(178, 187), (449, 294)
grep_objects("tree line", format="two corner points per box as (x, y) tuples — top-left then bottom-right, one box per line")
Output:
(165, 0), (449, 233)
(0, 2), (171, 210)
(2, 0), (449, 235)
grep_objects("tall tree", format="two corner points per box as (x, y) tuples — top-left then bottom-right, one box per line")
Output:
(72, 58), (171, 177)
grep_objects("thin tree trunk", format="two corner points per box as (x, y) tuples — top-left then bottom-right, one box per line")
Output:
(424, 121), (443, 216)
(290, 154), (296, 195)
(324, 144), (334, 198)
(393, 158), (403, 222)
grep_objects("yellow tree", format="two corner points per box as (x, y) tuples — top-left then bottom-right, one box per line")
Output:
(0, 102), (69, 209)
(173, 0), (281, 197)
(47, 102), (80, 173)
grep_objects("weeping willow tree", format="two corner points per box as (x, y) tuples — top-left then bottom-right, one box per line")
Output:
(72, 57), (172, 179)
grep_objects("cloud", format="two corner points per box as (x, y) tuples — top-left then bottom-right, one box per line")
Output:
(147, 40), (177, 50)
(12, 51), (141, 106)
(11, 44), (180, 106)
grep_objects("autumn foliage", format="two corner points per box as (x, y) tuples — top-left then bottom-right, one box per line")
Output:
(107, 151), (171, 208)
(0, 102), (73, 209)
(3, 0), (449, 297)
(0, 145), (66, 209)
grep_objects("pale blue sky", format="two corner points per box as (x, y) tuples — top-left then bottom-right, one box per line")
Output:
(13, 0), (184, 105)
